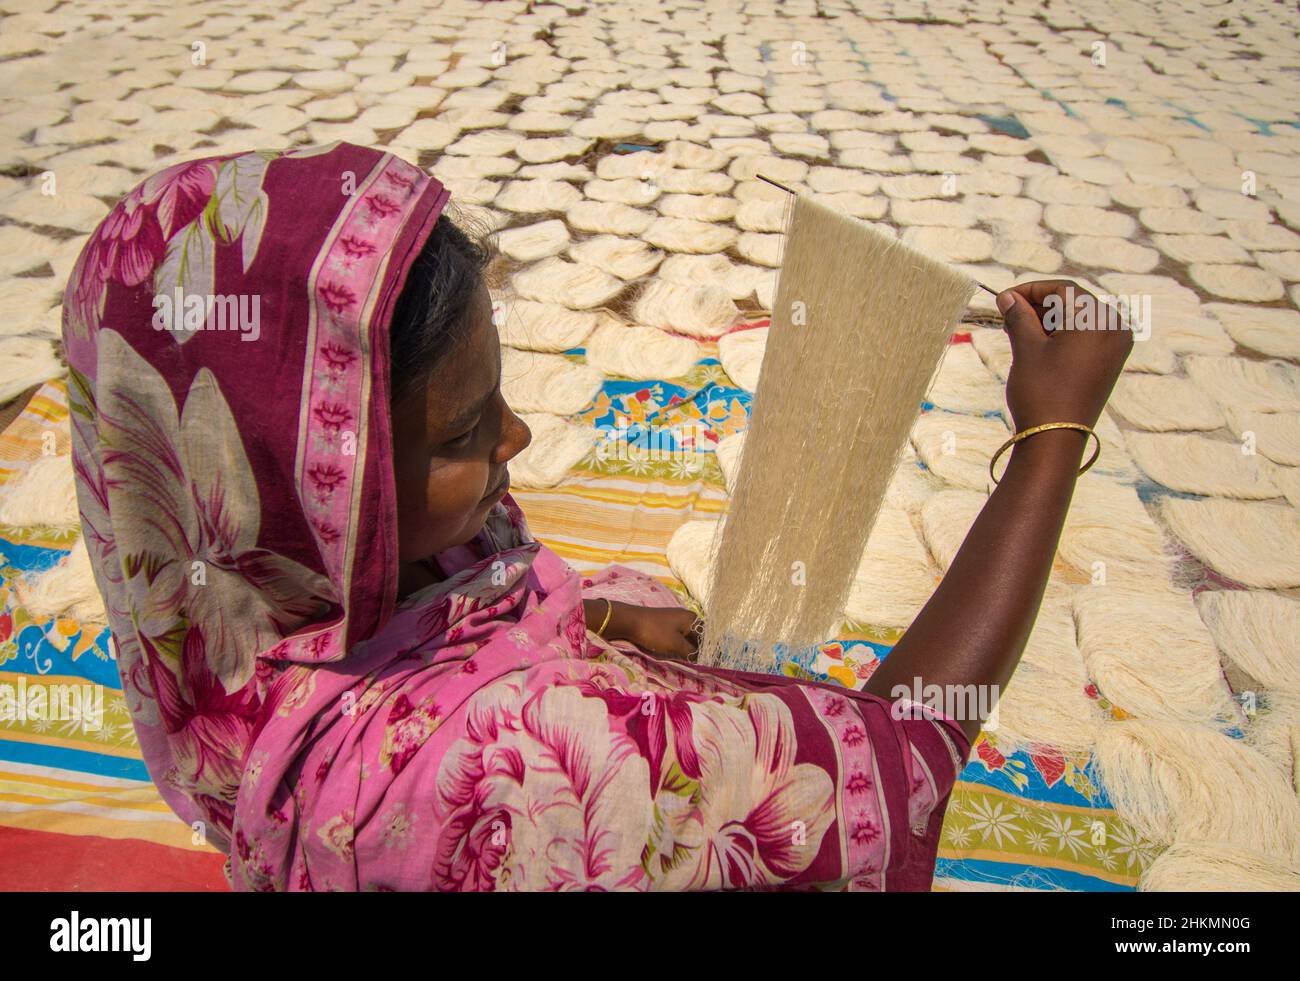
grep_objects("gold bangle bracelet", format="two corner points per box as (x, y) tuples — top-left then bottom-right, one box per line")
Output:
(989, 422), (1101, 485)
(595, 597), (614, 636)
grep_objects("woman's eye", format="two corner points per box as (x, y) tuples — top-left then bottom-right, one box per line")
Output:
(447, 427), (475, 447)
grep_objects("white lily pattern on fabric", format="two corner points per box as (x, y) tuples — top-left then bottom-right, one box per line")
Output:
(75, 329), (337, 694)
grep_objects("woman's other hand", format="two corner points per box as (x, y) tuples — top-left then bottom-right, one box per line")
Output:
(621, 606), (703, 660)
(999, 279), (1134, 433)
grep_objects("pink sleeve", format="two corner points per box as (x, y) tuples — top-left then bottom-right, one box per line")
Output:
(884, 709), (971, 890)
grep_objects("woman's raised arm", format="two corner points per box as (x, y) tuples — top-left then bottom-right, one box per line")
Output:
(864, 280), (1134, 742)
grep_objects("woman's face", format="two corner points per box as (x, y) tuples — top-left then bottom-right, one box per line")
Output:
(391, 281), (531, 566)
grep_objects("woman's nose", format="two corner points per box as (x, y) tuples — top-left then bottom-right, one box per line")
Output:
(499, 408), (531, 461)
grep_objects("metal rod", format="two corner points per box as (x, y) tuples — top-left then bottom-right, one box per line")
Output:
(757, 174), (1000, 298)
(757, 173), (797, 195)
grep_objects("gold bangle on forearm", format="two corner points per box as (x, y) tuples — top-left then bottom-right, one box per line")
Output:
(595, 597), (614, 636)
(989, 422), (1101, 485)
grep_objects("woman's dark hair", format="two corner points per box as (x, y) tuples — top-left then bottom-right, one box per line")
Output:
(388, 208), (494, 405)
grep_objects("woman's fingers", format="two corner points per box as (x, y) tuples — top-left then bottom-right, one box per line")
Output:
(999, 278), (1134, 433)
(996, 289), (1049, 353)
(1004, 279), (1078, 317)
(653, 631), (696, 660)
(676, 618), (702, 657)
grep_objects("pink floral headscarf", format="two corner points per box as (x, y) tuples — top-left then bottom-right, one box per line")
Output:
(63, 142), (463, 851)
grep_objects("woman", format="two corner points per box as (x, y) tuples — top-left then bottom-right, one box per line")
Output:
(63, 143), (1129, 891)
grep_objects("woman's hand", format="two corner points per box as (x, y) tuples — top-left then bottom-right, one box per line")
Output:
(619, 606), (703, 660)
(1000, 280), (1134, 432)
(583, 598), (703, 660)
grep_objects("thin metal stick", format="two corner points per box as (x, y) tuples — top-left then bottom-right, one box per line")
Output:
(757, 173), (798, 195)
(757, 174), (1000, 297)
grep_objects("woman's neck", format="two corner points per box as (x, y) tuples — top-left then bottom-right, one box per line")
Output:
(396, 556), (446, 601)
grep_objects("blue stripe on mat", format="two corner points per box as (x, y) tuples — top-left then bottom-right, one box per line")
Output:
(0, 739), (150, 781)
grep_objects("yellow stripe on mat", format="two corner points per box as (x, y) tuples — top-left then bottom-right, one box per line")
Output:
(512, 474), (728, 576)
(0, 808), (210, 850)
(0, 761), (207, 850)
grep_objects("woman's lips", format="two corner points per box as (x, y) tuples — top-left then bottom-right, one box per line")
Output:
(481, 472), (509, 503)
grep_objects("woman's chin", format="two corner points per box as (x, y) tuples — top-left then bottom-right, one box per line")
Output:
(463, 500), (503, 530)
(438, 484), (508, 549)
